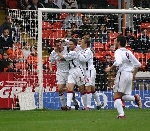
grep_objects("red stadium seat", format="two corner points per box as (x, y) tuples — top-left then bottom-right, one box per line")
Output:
(42, 29), (53, 39)
(126, 46), (133, 52)
(94, 52), (105, 61)
(15, 62), (28, 70)
(93, 42), (104, 52)
(106, 51), (114, 60)
(53, 22), (63, 30)
(49, 30), (66, 46)
(133, 52), (146, 63)
(6, 0), (18, 9)
(59, 13), (68, 20)
(104, 42), (111, 51)
(140, 23), (150, 30)
(42, 21), (52, 29)
(146, 52), (150, 61)
(108, 32), (119, 43)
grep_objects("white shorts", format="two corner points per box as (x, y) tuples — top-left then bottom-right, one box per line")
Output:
(56, 71), (69, 84)
(113, 71), (133, 94)
(85, 68), (96, 86)
(68, 67), (85, 86)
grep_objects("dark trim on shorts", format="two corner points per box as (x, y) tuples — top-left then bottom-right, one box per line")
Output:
(86, 62), (88, 70)
(118, 72), (121, 90)
(90, 70), (91, 77)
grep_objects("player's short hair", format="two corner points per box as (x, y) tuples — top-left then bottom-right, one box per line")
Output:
(69, 38), (77, 46)
(82, 36), (90, 47)
(116, 35), (126, 47)
(54, 39), (62, 45)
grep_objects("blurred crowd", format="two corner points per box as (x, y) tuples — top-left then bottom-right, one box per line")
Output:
(0, 0), (150, 91)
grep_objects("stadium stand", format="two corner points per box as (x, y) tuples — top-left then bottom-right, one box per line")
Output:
(0, 0), (150, 109)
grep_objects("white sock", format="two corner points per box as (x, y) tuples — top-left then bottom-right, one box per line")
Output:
(114, 99), (124, 116)
(92, 91), (101, 106)
(67, 93), (73, 107)
(86, 92), (92, 108)
(59, 93), (66, 107)
(122, 95), (135, 101)
(82, 93), (87, 107)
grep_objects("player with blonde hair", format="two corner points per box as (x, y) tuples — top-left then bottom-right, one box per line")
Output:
(78, 36), (103, 110)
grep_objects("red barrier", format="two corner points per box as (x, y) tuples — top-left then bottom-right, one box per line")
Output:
(0, 72), (57, 109)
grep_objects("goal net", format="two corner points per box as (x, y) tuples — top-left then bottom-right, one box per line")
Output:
(6, 8), (150, 110)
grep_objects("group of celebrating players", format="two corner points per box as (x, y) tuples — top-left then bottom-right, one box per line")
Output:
(49, 35), (142, 119)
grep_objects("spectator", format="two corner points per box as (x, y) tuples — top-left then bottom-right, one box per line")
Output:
(77, 37), (82, 45)
(13, 43), (24, 62)
(26, 0), (44, 39)
(83, 32), (95, 48)
(64, 0), (78, 9)
(97, 25), (108, 44)
(135, 28), (149, 53)
(109, 44), (115, 52)
(0, 27), (14, 54)
(71, 23), (79, 37)
(0, 52), (12, 72)
(0, 0), (6, 9)
(98, 15), (117, 32)
(45, 0), (59, 21)
(62, 7), (83, 29)
(6, 62), (15, 72)
(86, 4), (99, 29)
(0, 15), (20, 42)
(22, 42), (31, 60)
(53, 0), (66, 9)
(125, 27), (135, 50)
(79, 16), (95, 38)
(93, 55), (108, 91)
(27, 45), (38, 71)
(107, 27), (119, 44)
(17, 0), (29, 10)
(63, 28), (74, 46)
(146, 58), (150, 71)
(26, 0), (44, 10)
(101, 54), (116, 90)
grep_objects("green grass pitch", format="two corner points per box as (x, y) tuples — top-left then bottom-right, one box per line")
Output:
(0, 109), (149, 131)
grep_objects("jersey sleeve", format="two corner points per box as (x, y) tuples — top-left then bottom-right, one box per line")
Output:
(113, 50), (123, 66)
(64, 51), (77, 61)
(78, 49), (91, 62)
(130, 53), (141, 67)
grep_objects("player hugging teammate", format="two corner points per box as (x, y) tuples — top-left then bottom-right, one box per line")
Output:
(49, 36), (103, 110)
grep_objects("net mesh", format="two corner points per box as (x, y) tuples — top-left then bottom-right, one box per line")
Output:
(4, 8), (150, 109)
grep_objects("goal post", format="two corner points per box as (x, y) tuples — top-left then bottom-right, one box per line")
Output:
(37, 8), (150, 109)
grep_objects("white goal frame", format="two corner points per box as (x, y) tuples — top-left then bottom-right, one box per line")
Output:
(38, 8), (150, 109)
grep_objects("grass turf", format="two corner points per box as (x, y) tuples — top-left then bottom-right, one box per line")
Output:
(0, 108), (149, 131)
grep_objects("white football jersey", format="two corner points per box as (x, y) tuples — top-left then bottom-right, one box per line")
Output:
(49, 46), (69, 72)
(113, 47), (141, 72)
(78, 47), (95, 70)
(63, 50), (82, 69)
